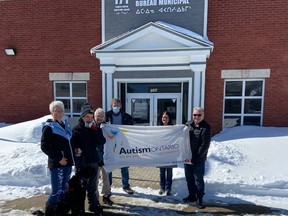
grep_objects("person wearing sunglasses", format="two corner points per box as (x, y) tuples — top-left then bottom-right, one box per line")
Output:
(183, 107), (212, 209)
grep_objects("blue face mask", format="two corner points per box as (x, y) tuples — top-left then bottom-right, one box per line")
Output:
(112, 106), (120, 114)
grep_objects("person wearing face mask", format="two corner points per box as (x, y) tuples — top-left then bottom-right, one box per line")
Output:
(105, 98), (134, 195)
(72, 103), (106, 214)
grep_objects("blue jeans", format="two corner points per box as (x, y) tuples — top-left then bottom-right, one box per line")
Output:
(108, 167), (130, 189)
(47, 166), (72, 206)
(159, 167), (173, 191)
(184, 162), (205, 198)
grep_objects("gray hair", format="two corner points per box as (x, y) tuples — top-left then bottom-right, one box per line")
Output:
(193, 107), (204, 113)
(49, 101), (65, 113)
(110, 98), (122, 106)
(94, 108), (105, 116)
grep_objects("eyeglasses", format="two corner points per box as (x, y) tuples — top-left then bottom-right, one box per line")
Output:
(193, 114), (202, 117)
(52, 109), (63, 113)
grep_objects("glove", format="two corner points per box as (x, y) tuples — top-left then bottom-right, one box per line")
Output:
(98, 160), (104, 167)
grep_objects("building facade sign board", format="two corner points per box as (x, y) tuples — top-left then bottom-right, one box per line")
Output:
(104, 0), (205, 41)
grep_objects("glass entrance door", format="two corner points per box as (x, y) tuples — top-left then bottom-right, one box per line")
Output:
(127, 93), (181, 126)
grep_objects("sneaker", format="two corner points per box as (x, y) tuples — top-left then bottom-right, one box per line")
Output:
(196, 198), (204, 209)
(123, 187), (134, 194)
(166, 190), (171, 196)
(159, 189), (165, 195)
(103, 195), (114, 206)
(182, 195), (197, 203)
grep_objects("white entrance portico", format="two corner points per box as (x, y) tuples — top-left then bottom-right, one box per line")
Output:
(90, 21), (213, 124)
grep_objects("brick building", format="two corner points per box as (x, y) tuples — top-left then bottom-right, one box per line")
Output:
(1, 0), (288, 134)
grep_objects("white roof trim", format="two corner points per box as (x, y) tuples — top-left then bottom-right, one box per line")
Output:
(90, 21), (213, 54)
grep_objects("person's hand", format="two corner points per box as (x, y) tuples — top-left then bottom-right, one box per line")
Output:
(191, 155), (198, 165)
(59, 157), (67, 166)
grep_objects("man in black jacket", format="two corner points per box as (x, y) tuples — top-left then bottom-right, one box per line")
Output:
(183, 107), (212, 209)
(105, 98), (134, 194)
(72, 103), (106, 214)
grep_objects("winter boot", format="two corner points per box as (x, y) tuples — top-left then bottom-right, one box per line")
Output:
(196, 195), (204, 209)
(182, 194), (197, 203)
(44, 204), (57, 216)
(56, 200), (70, 215)
(88, 201), (103, 214)
(103, 195), (114, 206)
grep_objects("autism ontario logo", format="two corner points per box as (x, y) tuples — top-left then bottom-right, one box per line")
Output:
(119, 144), (180, 155)
(105, 127), (127, 153)
(104, 126), (180, 156)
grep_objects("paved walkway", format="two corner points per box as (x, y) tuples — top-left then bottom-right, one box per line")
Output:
(0, 166), (281, 215)
(111, 166), (160, 190)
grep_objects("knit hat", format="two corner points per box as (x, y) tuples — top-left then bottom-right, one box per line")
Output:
(80, 103), (94, 118)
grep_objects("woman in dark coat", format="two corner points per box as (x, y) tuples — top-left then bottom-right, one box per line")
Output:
(158, 111), (176, 196)
(41, 100), (74, 216)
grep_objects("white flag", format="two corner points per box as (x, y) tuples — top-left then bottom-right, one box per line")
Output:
(101, 124), (192, 172)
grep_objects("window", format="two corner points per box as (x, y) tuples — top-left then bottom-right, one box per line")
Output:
(54, 82), (87, 117)
(223, 80), (264, 127)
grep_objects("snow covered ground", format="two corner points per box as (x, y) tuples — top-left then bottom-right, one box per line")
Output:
(0, 115), (287, 215)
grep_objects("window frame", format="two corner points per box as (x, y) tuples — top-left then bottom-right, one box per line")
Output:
(223, 79), (265, 128)
(54, 81), (87, 117)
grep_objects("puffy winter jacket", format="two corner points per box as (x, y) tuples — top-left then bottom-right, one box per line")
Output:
(72, 119), (106, 168)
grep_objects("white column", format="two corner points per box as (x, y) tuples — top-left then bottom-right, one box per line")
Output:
(100, 66), (115, 111)
(106, 73), (113, 108)
(190, 55), (207, 109)
(193, 71), (202, 108)
(101, 71), (106, 112)
(99, 57), (116, 111)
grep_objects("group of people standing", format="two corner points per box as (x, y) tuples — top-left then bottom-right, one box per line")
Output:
(40, 98), (211, 215)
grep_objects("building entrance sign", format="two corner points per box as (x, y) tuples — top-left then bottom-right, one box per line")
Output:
(104, 0), (206, 40)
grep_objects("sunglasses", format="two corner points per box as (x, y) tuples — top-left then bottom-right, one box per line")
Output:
(193, 114), (202, 117)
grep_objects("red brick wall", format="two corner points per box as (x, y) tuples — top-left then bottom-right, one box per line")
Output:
(0, 0), (102, 123)
(205, 0), (288, 133)
(1, 0), (288, 133)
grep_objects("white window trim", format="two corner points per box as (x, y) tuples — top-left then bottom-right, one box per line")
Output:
(49, 72), (90, 81)
(221, 69), (270, 79)
(54, 81), (88, 117)
(223, 79), (265, 128)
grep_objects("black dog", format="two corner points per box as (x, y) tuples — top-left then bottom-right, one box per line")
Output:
(66, 174), (87, 216)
